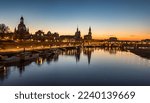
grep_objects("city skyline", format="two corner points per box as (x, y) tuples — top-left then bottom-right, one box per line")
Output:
(0, 0), (150, 40)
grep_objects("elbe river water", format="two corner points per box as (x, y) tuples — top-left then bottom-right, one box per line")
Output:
(0, 47), (150, 86)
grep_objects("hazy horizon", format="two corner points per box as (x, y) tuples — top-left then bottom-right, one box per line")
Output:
(0, 0), (150, 40)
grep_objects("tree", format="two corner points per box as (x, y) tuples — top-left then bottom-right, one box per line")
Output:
(0, 24), (10, 34)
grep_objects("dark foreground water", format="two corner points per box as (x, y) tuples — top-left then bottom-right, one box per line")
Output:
(0, 47), (150, 86)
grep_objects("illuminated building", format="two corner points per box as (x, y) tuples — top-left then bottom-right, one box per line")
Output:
(108, 37), (118, 42)
(84, 27), (92, 40)
(14, 16), (30, 40)
(60, 27), (81, 42)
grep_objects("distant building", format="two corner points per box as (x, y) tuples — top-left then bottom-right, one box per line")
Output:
(142, 39), (150, 42)
(60, 35), (75, 42)
(14, 16), (30, 40)
(0, 32), (14, 40)
(84, 27), (92, 40)
(60, 27), (81, 42)
(35, 30), (45, 37)
(52, 32), (59, 42)
(108, 37), (118, 42)
(45, 31), (60, 42)
(33, 30), (45, 41)
(74, 27), (81, 40)
(33, 30), (59, 42)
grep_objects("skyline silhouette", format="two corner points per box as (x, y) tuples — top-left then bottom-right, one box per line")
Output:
(0, 16), (150, 41)
(0, 0), (150, 40)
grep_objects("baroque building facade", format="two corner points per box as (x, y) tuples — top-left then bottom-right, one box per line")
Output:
(60, 27), (82, 42)
(84, 27), (92, 40)
(14, 16), (30, 40)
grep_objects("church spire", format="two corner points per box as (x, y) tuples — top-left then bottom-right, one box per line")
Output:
(20, 16), (24, 24)
(88, 26), (92, 36)
(89, 26), (91, 32)
(77, 25), (79, 32)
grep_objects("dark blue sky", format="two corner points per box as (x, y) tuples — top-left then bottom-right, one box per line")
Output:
(0, 0), (150, 40)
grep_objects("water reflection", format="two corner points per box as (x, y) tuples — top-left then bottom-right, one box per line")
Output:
(104, 47), (120, 54)
(83, 47), (94, 64)
(61, 47), (81, 62)
(0, 47), (150, 85)
(0, 67), (10, 81)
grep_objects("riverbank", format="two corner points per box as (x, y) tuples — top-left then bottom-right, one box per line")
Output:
(0, 47), (58, 66)
(130, 49), (150, 59)
(0, 46), (55, 55)
(0, 40), (82, 54)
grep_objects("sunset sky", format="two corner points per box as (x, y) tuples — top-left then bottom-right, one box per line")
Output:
(0, 0), (150, 40)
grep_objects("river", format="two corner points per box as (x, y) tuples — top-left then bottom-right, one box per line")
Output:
(0, 47), (150, 86)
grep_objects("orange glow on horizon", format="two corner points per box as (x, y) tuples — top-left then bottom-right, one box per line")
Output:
(93, 34), (150, 41)
(9, 26), (150, 41)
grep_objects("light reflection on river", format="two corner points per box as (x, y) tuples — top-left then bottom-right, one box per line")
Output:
(0, 47), (150, 86)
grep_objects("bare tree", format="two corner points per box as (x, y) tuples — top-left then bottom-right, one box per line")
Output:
(0, 24), (10, 34)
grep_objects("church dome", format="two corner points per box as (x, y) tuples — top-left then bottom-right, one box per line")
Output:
(18, 23), (26, 31)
